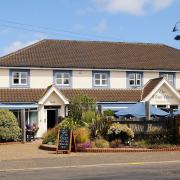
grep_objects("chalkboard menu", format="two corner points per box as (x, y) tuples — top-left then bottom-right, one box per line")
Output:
(56, 129), (76, 154)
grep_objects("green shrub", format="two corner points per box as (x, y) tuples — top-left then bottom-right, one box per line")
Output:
(58, 118), (81, 130)
(0, 109), (21, 142)
(42, 128), (58, 145)
(94, 138), (109, 148)
(107, 123), (134, 144)
(82, 110), (96, 125)
(69, 95), (96, 120)
(75, 127), (90, 144)
(103, 109), (114, 117)
(134, 140), (150, 148)
(89, 116), (111, 139)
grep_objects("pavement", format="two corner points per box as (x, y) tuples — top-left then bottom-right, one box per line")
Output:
(1, 140), (180, 179)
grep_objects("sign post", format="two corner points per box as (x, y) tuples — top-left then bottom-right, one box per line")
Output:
(56, 128), (76, 154)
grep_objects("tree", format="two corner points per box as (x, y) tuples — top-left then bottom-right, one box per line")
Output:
(69, 95), (96, 120)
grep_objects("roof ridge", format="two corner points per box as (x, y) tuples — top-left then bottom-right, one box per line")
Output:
(44, 38), (167, 47)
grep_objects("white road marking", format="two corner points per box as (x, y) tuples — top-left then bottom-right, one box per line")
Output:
(1, 160), (180, 172)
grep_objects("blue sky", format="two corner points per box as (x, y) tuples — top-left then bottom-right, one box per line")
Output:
(0, 0), (179, 56)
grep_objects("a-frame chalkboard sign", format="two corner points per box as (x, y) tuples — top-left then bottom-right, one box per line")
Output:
(56, 128), (76, 154)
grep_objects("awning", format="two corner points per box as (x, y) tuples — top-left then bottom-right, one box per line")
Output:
(0, 103), (38, 110)
(99, 103), (136, 111)
(115, 103), (169, 117)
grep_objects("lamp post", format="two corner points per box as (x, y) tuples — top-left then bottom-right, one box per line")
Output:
(172, 22), (180, 40)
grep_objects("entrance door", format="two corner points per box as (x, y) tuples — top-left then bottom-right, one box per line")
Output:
(47, 110), (57, 129)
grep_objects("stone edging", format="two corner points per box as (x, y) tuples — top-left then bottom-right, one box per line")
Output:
(39, 144), (180, 152)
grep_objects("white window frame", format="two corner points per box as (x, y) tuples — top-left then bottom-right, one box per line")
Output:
(160, 73), (174, 86)
(129, 73), (142, 87)
(12, 71), (28, 86)
(55, 72), (70, 86)
(94, 73), (108, 87)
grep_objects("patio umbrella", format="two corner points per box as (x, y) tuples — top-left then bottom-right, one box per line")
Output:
(174, 110), (180, 115)
(115, 103), (169, 117)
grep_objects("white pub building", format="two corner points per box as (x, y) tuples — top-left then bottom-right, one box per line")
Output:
(0, 39), (179, 137)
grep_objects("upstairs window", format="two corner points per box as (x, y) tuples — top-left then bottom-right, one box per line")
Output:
(10, 70), (29, 87)
(93, 72), (109, 87)
(160, 73), (175, 86)
(127, 72), (142, 88)
(54, 71), (72, 87)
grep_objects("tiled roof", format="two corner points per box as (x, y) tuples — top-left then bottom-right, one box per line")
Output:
(61, 89), (142, 102)
(141, 77), (163, 100)
(0, 88), (142, 103)
(0, 39), (179, 70)
(0, 88), (44, 103)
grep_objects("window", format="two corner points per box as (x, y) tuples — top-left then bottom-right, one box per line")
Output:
(128, 73), (142, 87)
(93, 72), (108, 87)
(12, 72), (28, 85)
(54, 71), (72, 87)
(160, 73), (175, 86)
(10, 70), (29, 87)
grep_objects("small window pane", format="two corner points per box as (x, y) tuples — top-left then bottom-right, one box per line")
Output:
(95, 74), (100, 79)
(136, 80), (141, 85)
(56, 73), (62, 79)
(64, 73), (69, 79)
(102, 80), (107, 85)
(64, 79), (69, 85)
(101, 74), (107, 79)
(13, 72), (19, 78)
(21, 79), (27, 84)
(129, 74), (135, 80)
(56, 79), (62, 85)
(13, 78), (19, 84)
(21, 72), (27, 79)
(95, 80), (100, 85)
(130, 80), (135, 85)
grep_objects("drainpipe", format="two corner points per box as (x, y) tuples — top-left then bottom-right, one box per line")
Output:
(21, 109), (26, 143)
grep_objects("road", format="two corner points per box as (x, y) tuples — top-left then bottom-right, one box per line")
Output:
(0, 152), (180, 180)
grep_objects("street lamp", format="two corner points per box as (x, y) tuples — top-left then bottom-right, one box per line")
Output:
(172, 22), (180, 40)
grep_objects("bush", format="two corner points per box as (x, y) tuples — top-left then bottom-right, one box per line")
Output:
(94, 138), (109, 148)
(0, 109), (21, 142)
(103, 109), (114, 117)
(58, 118), (81, 131)
(82, 110), (96, 125)
(110, 139), (122, 148)
(42, 128), (58, 145)
(89, 116), (111, 139)
(107, 123), (134, 144)
(75, 127), (90, 144)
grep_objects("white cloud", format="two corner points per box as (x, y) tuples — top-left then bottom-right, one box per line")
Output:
(92, 19), (108, 33)
(3, 40), (39, 55)
(94, 0), (175, 15)
(153, 0), (173, 10)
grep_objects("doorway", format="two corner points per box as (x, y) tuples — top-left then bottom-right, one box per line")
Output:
(47, 109), (57, 129)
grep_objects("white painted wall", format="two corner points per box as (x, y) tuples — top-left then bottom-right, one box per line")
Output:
(30, 69), (53, 88)
(143, 72), (159, 85)
(176, 72), (180, 90)
(0, 68), (9, 87)
(110, 71), (126, 88)
(72, 70), (92, 88)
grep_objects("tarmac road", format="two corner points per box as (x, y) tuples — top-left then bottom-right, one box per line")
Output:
(1, 160), (180, 180)
(1, 152), (180, 180)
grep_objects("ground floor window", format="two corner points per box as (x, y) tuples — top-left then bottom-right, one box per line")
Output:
(25, 109), (38, 126)
(170, 105), (178, 111)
